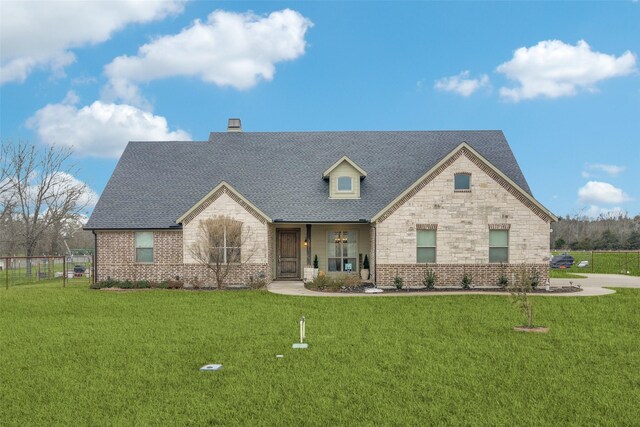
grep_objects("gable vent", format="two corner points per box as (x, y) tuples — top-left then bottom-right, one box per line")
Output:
(227, 118), (242, 132)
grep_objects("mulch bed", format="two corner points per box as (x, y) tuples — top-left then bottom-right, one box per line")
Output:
(306, 285), (582, 294)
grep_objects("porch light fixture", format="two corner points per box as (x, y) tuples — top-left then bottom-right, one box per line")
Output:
(304, 239), (308, 247)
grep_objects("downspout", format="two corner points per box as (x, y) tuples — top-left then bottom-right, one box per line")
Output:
(92, 230), (98, 284)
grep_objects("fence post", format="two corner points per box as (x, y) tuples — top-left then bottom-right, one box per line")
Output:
(5, 257), (8, 290)
(63, 257), (66, 288)
(591, 251), (594, 273)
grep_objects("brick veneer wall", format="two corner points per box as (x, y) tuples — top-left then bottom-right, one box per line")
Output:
(376, 263), (549, 287)
(96, 230), (270, 286)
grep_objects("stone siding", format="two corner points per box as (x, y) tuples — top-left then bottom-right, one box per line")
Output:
(182, 191), (269, 265)
(375, 152), (551, 266)
(376, 263), (549, 287)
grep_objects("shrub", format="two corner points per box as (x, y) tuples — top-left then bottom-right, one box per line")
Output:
(422, 268), (437, 289)
(529, 270), (540, 289)
(248, 275), (268, 290)
(498, 274), (509, 288)
(313, 255), (319, 269)
(309, 275), (337, 290)
(394, 276), (404, 290)
(363, 255), (370, 270)
(166, 279), (183, 289)
(341, 274), (361, 288)
(135, 280), (150, 289)
(460, 272), (472, 290)
(157, 281), (169, 289)
(120, 280), (133, 289)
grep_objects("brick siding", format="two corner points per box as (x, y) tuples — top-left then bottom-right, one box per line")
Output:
(96, 230), (270, 286)
(376, 263), (549, 287)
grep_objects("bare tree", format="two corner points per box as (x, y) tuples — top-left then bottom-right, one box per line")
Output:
(1, 141), (89, 267)
(509, 266), (535, 328)
(189, 215), (257, 288)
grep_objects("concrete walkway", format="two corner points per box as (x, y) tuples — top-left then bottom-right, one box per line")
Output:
(267, 275), (640, 297)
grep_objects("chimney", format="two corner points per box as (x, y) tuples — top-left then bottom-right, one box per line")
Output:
(227, 118), (242, 132)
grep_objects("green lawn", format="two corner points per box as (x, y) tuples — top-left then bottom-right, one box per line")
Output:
(1, 282), (639, 425)
(551, 251), (640, 276)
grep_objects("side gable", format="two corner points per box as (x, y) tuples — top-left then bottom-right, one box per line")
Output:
(372, 143), (557, 223)
(177, 181), (271, 225)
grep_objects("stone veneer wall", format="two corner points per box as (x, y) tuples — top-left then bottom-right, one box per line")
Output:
(374, 149), (552, 286)
(376, 263), (548, 287)
(96, 230), (271, 286)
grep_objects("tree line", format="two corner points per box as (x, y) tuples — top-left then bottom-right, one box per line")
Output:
(551, 213), (640, 251)
(0, 141), (94, 258)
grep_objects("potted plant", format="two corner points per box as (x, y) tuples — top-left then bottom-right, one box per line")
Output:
(313, 255), (319, 278)
(360, 255), (370, 280)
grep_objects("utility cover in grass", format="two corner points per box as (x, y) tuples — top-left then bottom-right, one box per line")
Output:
(200, 364), (223, 371)
(292, 343), (308, 349)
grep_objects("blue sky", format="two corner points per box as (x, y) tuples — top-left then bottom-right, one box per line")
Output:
(1, 1), (639, 218)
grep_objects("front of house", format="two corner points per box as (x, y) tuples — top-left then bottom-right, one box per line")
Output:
(85, 121), (557, 286)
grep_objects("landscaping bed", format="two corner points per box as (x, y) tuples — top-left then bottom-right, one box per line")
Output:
(305, 283), (582, 294)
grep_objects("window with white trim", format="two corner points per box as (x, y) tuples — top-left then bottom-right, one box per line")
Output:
(337, 176), (353, 192)
(135, 232), (153, 263)
(417, 230), (436, 263)
(489, 230), (509, 263)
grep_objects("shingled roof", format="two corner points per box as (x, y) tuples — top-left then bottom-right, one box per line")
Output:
(85, 130), (533, 229)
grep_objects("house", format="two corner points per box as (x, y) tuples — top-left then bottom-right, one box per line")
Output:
(85, 119), (557, 287)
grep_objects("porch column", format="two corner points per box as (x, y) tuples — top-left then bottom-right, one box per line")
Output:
(370, 225), (376, 284)
(306, 224), (312, 266)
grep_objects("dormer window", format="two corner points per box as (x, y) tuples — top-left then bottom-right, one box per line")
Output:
(454, 173), (471, 191)
(323, 156), (367, 199)
(337, 176), (353, 192)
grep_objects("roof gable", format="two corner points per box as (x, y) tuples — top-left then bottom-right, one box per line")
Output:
(322, 156), (367, 178)
(177, 181), (271, 225)
(372, 143), (557, 223)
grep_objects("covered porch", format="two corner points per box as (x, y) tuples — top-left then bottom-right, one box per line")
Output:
(269, 222), (374, 282)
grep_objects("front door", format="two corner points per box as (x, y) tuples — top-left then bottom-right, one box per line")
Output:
(277, 229), (300, 279)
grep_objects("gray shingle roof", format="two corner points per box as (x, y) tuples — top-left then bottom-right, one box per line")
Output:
(85, 130), (532, 229)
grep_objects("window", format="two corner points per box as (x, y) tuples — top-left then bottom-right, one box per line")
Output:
(214, 222), (242, 264)
(327, 231), (357, 272)
(337, 176), (353, 192)
(454, 173), (471, 191)
(135, 232), (153, 263)
(489, 230), (509, 263)
(417, 230), (436, 263)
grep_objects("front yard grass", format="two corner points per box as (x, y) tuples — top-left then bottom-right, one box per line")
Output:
(1, 283), (638, 425)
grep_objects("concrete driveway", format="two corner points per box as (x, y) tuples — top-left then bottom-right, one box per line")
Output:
(551, 273), (640, 289)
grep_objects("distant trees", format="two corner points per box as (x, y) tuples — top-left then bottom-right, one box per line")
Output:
(0, 141), (93, 259)
(551, 213), (640, 250)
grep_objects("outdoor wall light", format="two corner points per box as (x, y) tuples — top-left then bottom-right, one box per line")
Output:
(304, 239), (308, 246)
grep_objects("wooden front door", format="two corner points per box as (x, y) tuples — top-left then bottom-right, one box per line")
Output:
(277, 229), (300, 279)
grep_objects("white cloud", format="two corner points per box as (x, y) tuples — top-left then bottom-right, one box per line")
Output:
(578, 181), (631, 205)
(434, 71), (490, 97)
(27, 99), (191, 159)
(0, 0), (184, 84)
(103, 8), (312, 105)
(497, 40), (636, 101)
(584, 163), (625, 177)
(54, 172), (99, 209)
